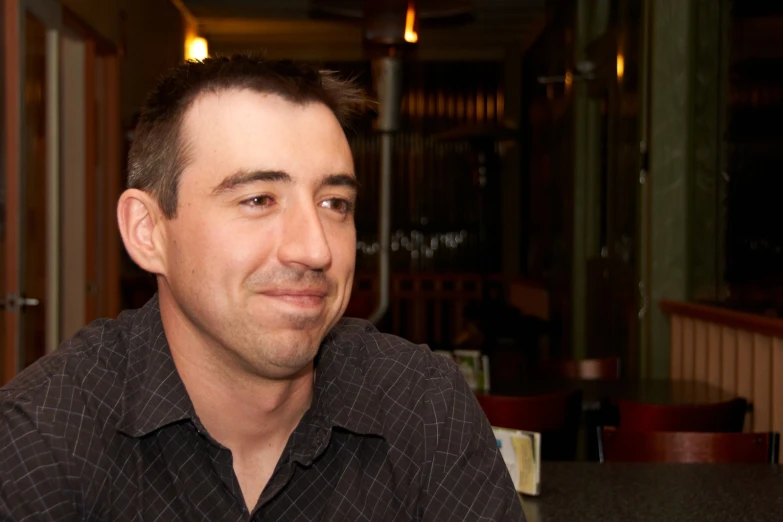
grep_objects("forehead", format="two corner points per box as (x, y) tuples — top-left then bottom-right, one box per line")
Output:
(179, 89), (353, 188)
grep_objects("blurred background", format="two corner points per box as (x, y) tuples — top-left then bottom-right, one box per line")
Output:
(3, 0), (783, 405)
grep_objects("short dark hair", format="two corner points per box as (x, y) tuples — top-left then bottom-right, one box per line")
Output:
(127, 54), (366, 218)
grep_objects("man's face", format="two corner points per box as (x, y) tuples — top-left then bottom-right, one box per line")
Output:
(158, 89), (357, 379)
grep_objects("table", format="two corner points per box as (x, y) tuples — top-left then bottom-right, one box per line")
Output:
(488, 379), (742, 411)
(521, 462), (783, 522)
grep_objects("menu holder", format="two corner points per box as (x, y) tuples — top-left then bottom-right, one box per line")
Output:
(492, 426), (541, 497)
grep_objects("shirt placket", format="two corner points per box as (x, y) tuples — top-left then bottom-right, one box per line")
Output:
(250, 410), (333, 519)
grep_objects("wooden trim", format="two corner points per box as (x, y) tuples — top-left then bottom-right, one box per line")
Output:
(736, 330), (753, 431)
(694, 320), (708, 382)
(721, 327), (737, 397)
(660, 300), (783, 338)
(682, 318), (695, 380)
(706, 323), (722, 388)
(772, 338), (783, 461)
(102, 53), (120, 317)
(84, 39), (96, 322)
(752, 334), (772, 431)
(61, 5), (120, 321)
(2, 0), (20, 383)
(45, 22), (61, 354)
(670, 315), (683, 378)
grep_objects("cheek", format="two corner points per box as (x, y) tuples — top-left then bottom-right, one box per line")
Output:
(328, 227), (356, 277)
(169, 215), (267, 280)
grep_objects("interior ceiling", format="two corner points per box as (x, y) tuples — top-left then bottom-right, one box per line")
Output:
(180, 0), (548, 61)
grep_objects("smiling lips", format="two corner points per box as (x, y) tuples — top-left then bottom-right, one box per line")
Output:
(259, 287), (328, 308)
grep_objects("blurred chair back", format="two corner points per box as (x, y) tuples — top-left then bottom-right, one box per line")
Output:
(476, 389), (582, 460)
(539, 357), (621, 380)
(598, 427), (780, 463)
(617, 398), (747, 432)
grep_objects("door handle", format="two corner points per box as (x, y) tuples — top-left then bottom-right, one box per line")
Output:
(18, 297), (40, 308)
(0, 294), (41, 310)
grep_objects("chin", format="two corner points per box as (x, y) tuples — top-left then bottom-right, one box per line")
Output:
(262, 338), (321, 374)
(271, 327), (324, 350)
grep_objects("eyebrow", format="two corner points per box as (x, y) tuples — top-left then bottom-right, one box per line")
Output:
(319, 173), (360, 193)
(212, 170), (291, 194)
(211, 169), (359, 194)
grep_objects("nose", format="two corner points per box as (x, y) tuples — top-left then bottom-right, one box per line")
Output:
(277, 202), (332, 271)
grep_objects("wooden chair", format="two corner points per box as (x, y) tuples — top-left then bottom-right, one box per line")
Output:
(616, 397), (748, 432)
(598, 427), (780, 463)
(539, 356), (621, 380)
(476, 389), (582, 460)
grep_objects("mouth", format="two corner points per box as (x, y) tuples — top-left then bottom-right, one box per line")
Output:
(258, 288), (328, 309)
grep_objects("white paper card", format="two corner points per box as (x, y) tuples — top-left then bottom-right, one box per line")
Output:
(492, 426), (541, 496)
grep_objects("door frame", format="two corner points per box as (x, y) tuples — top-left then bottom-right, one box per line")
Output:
(2, 0), (119, 383)
(2, 0), (22, 383)
(0, 0), (59, 380)
(61, 6), (122, 328)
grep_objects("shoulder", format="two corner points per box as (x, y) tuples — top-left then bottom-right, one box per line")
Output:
(328, 317), (463, 395)
(0, 311), (136, 446)
(325, 317), (476, 434)
(2, 314), (128, 403)
(0, 312), (139, 512)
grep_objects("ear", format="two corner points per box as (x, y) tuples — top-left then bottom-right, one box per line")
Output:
(117, 189), (167, 275)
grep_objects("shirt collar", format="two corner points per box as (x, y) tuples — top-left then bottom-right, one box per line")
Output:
(115, 295), (196, 437)
(285, 322), (387, 467)
(313, 320), (386, 438)
(115, 300), (386, 440)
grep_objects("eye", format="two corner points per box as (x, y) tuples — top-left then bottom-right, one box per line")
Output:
(241, 195), (274, 208)
(320, 198), (355, 214)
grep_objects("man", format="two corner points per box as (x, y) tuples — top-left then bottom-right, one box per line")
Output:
(0, 54), (525, 521)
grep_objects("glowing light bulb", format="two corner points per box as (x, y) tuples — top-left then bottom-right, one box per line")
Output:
(404, 3), (418, 43)
(187, 37), (208, 61)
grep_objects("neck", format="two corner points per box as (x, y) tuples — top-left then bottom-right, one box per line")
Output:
(158, 292), (314, 453)
(180, 354), (314, 451)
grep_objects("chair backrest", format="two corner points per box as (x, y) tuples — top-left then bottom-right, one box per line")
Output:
(598, 427), (780, 463)
(539, 357), (621, 380)
(476, 389), (582, 460)
(617, 397), (748, 432)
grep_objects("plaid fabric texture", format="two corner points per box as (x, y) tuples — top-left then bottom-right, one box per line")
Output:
(1, 296), (524, 521)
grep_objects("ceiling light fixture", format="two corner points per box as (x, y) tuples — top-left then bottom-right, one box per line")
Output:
(186, 36), (208, 61)
(404, 2), (418, 43)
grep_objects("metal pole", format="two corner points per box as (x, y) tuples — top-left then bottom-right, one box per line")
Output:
(368, 54), (402, 324)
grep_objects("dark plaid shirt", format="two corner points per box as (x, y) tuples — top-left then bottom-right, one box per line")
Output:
(0, 296), (524, 521)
